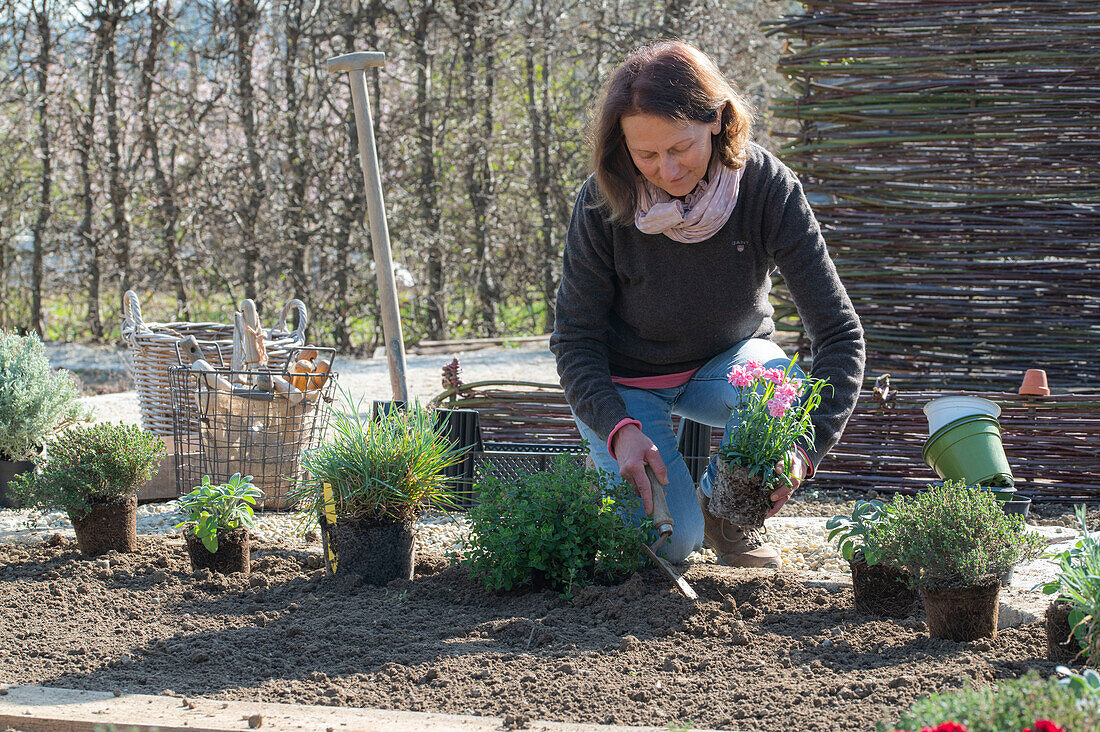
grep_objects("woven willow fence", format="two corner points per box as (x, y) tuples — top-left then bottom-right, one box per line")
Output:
(765, 1), (1100, 499)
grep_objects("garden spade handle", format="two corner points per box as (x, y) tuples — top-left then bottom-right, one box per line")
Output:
(646, 465), (674, 539)
(326, 51), (409, 403)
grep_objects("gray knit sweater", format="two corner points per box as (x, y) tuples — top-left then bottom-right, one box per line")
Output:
(550, 143), (865, 469)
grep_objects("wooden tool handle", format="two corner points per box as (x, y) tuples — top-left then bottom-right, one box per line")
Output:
(645, 465), (674, 537)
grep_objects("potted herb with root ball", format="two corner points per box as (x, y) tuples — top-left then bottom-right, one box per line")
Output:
(176, 474), (262, 575)
(460, 453), (647, 599)
(827, 499), (918, 617)
(291, 392), (462, 584)
(710, 358), (828, 528)
(12, 423), (164, 555)
(1037, 504), (1100, 665)
(877, 480), (1045, 641)
(0, 330), (89, 507)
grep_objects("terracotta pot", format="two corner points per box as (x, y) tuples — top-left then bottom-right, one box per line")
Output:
(1019, 369), (1050, 397)
(69, 496), (138, 555)
(185, 527), (250, 575)
(323, 517), (415, 585)
(1046, 599), (1080, 664)
(921, 582), (1000, 641)
(850, 554), (919, 618)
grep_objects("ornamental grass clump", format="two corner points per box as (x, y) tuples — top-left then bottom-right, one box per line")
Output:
(1038, 505), (1100, 665)
(710, 357), (828, 528)
(292, 391), (463, 527)
(878, 481), (1045, 590)
(460, 454), (647, 599)
(0, 330), (88, 461)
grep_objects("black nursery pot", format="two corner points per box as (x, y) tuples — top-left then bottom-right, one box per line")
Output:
(324, 517), (415, 585)
(185, 528), (250, 575)
(69, 496), (138, 555)
(0, 457), (34, 509)
(850, 553), (920, 618)
(1046, 599), (1080, 664)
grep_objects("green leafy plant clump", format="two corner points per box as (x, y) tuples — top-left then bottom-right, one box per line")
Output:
(293, 390), (463, 527)
(1038, 505), (1100, 665)
(12, 423), (165, 519)
(826, 498), (900, 565)
(460, 454), (648, 599)
(0, 330), (89, 461)
(880, 671), (1100, 732)
(176, 474), (262, 553)
(876, 480), (1046, 589)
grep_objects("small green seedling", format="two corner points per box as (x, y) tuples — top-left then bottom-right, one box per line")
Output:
(176, 474), (262, 553)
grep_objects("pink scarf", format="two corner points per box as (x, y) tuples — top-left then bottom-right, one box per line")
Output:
(634, 157), (744, 243)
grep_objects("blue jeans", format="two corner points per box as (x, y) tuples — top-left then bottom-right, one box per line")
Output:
(573, 338), (803, 562)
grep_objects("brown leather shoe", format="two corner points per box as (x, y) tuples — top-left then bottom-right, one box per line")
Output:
(697, 486), (781, 568)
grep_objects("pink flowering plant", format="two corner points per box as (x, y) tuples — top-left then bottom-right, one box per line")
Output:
(718, 356), (828, 488)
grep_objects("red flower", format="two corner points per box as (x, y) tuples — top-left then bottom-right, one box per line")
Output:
(1027, 722), (1065, 732)
(932, 724), (968, 732)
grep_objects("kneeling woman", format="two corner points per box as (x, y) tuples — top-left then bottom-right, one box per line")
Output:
(550, 41), (865, 567)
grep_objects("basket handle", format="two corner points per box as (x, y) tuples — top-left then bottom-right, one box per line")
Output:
(273, 298), (308, 340)
(121, 290), (149, 346)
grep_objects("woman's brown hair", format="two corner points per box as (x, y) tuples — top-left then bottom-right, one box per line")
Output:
(589, 40), (754, 225)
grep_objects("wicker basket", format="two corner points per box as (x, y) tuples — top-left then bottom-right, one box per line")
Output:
(121, 290), (308, 437)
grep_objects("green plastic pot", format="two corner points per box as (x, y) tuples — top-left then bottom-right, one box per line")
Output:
(921, 414), (1014, 488)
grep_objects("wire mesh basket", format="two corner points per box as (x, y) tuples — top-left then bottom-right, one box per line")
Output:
(169, 348), (337, 510)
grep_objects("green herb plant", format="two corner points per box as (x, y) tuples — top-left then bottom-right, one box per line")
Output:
(1038, 505), (1100, 664)
(1058, 666), (1100, 697)
(460, 453), (647, 599)
(875, 480), (1045, 589)
(175, 474), (262, 553)
(12, 423), (165, 519)
(879, 671), (1100, 732)
(826, 499), (899, 565)
(0, 330), (89, 461)
(291, 389), (463, 527)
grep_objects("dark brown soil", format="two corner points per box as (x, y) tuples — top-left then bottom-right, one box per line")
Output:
(921, 583), (1000, 642)
(850, 556), (919, 618)
(0, 536), (1062, 732)
(185, 528), (250, 575)
(709, 461), (772, 529)
(1046, 599), (1080, 665)
(69, 496), (138, 555)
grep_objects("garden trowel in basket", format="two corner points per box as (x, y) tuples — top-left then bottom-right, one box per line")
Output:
(642, 466), (698, 600)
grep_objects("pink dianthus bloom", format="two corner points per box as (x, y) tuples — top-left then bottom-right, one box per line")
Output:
(727, 366), (753, 388)
(777, 382), (800, 400)
(763, 368), (786, 384)
(767, 397), (792, 418)
(744, 359), (765, 379)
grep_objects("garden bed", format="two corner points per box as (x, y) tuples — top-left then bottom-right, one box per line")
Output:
(0, 536), (1061, 731)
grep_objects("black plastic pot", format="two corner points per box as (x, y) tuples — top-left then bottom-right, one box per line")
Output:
(998, 497), (1032, 586)
(0, 457), (34, 509)
(323, 517), (415, 585)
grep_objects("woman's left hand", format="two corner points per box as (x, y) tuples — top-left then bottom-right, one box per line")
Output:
(766, 450), (809, 518)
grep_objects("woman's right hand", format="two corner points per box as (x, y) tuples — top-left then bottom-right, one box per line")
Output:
(611, 424), (668, 515)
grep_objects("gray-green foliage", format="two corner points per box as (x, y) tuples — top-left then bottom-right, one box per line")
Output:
(826, 499), (899, 565)
(880, 671), (1100, 732)
(12, 423), (164, 519)
(175, 474), (262, 553)
(293, 390), (462, 527)
(460, 454), (647, 599)
(1039, 505), (1100, 665)
(0, 330), (89, 460)
(876, 480), (1045, 589)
